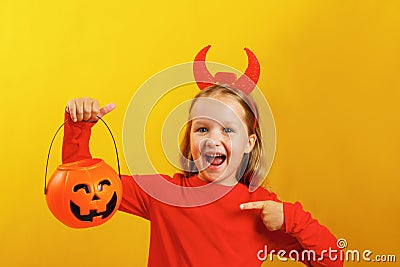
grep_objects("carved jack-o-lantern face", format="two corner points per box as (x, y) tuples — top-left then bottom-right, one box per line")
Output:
(46, 158), (122, 228)
(70, 179), (118, 222)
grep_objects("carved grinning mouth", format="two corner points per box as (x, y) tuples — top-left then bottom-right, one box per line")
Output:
(70, 192), (117, 222)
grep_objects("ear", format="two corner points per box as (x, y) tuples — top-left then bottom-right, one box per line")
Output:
(244, 133), (257, 153)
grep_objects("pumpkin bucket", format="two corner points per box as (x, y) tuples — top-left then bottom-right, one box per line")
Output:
(44, 117), (122, 228)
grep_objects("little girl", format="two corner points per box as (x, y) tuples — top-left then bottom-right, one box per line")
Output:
(63, 85), (342, 267)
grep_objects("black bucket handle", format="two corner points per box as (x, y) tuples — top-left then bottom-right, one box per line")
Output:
(44, 116), (121, 194)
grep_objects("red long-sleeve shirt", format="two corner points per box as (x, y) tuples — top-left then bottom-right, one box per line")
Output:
(62, 113), (343, 267)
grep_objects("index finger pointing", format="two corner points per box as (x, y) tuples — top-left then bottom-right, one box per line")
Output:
(240, 201), (266, 210)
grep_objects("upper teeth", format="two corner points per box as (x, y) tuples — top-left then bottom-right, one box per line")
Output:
(205, 153), (223, 157)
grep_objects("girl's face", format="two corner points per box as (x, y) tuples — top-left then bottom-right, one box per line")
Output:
(189, 95), (257, 185)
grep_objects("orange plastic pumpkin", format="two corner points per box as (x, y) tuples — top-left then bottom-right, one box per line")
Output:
(45, 158), (122, 228)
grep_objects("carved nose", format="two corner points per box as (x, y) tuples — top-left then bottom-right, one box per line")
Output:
(92, 194), (100, 201)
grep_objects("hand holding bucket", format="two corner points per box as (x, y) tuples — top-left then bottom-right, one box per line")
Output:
(44, 100), (122, 228)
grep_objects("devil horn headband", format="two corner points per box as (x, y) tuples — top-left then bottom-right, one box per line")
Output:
(193, 45), (260, 94)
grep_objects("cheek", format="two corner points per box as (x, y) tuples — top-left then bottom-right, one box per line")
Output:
(229, 136), (249, 157)
(230, 135), (247, 149)
(189, 136), (200, 158)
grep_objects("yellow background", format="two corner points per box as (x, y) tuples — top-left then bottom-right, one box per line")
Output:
(1, 0), (399, 266)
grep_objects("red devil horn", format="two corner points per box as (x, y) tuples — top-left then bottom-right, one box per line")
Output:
(234, 48), (260, 94)
(193, 45), (216, 90)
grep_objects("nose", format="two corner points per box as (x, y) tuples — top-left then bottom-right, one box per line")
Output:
(205, 130), (223, 147)
(199, 138), (217, 157)
(204, 138), (216, 147)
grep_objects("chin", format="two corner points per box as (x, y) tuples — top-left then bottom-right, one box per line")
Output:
(198, 172), (219, 182)
(198, 171), (236, 185)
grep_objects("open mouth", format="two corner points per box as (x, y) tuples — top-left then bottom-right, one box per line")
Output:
(204, 153), (227, 167)
(70, 192), (117, 222)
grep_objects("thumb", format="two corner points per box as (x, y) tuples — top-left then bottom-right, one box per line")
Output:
(240, 201), (266, 210)
(98, 103), (116, 118)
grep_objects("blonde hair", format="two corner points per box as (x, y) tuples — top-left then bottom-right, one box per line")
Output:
(180, 84), (265, 187)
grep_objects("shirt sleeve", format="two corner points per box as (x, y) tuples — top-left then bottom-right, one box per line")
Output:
(280, 201), (344, 267)
(257, 189), (342, 267)
(62, 112), (95, 164)
(61, 111), (150, 220)
(118, 175), (151, 220)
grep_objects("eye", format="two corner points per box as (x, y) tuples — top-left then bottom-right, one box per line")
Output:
(223, 128), (233, 133)
(97, 179), (111, 192)
(197, 127), (208, 133)
(73, 184), (90, 193)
